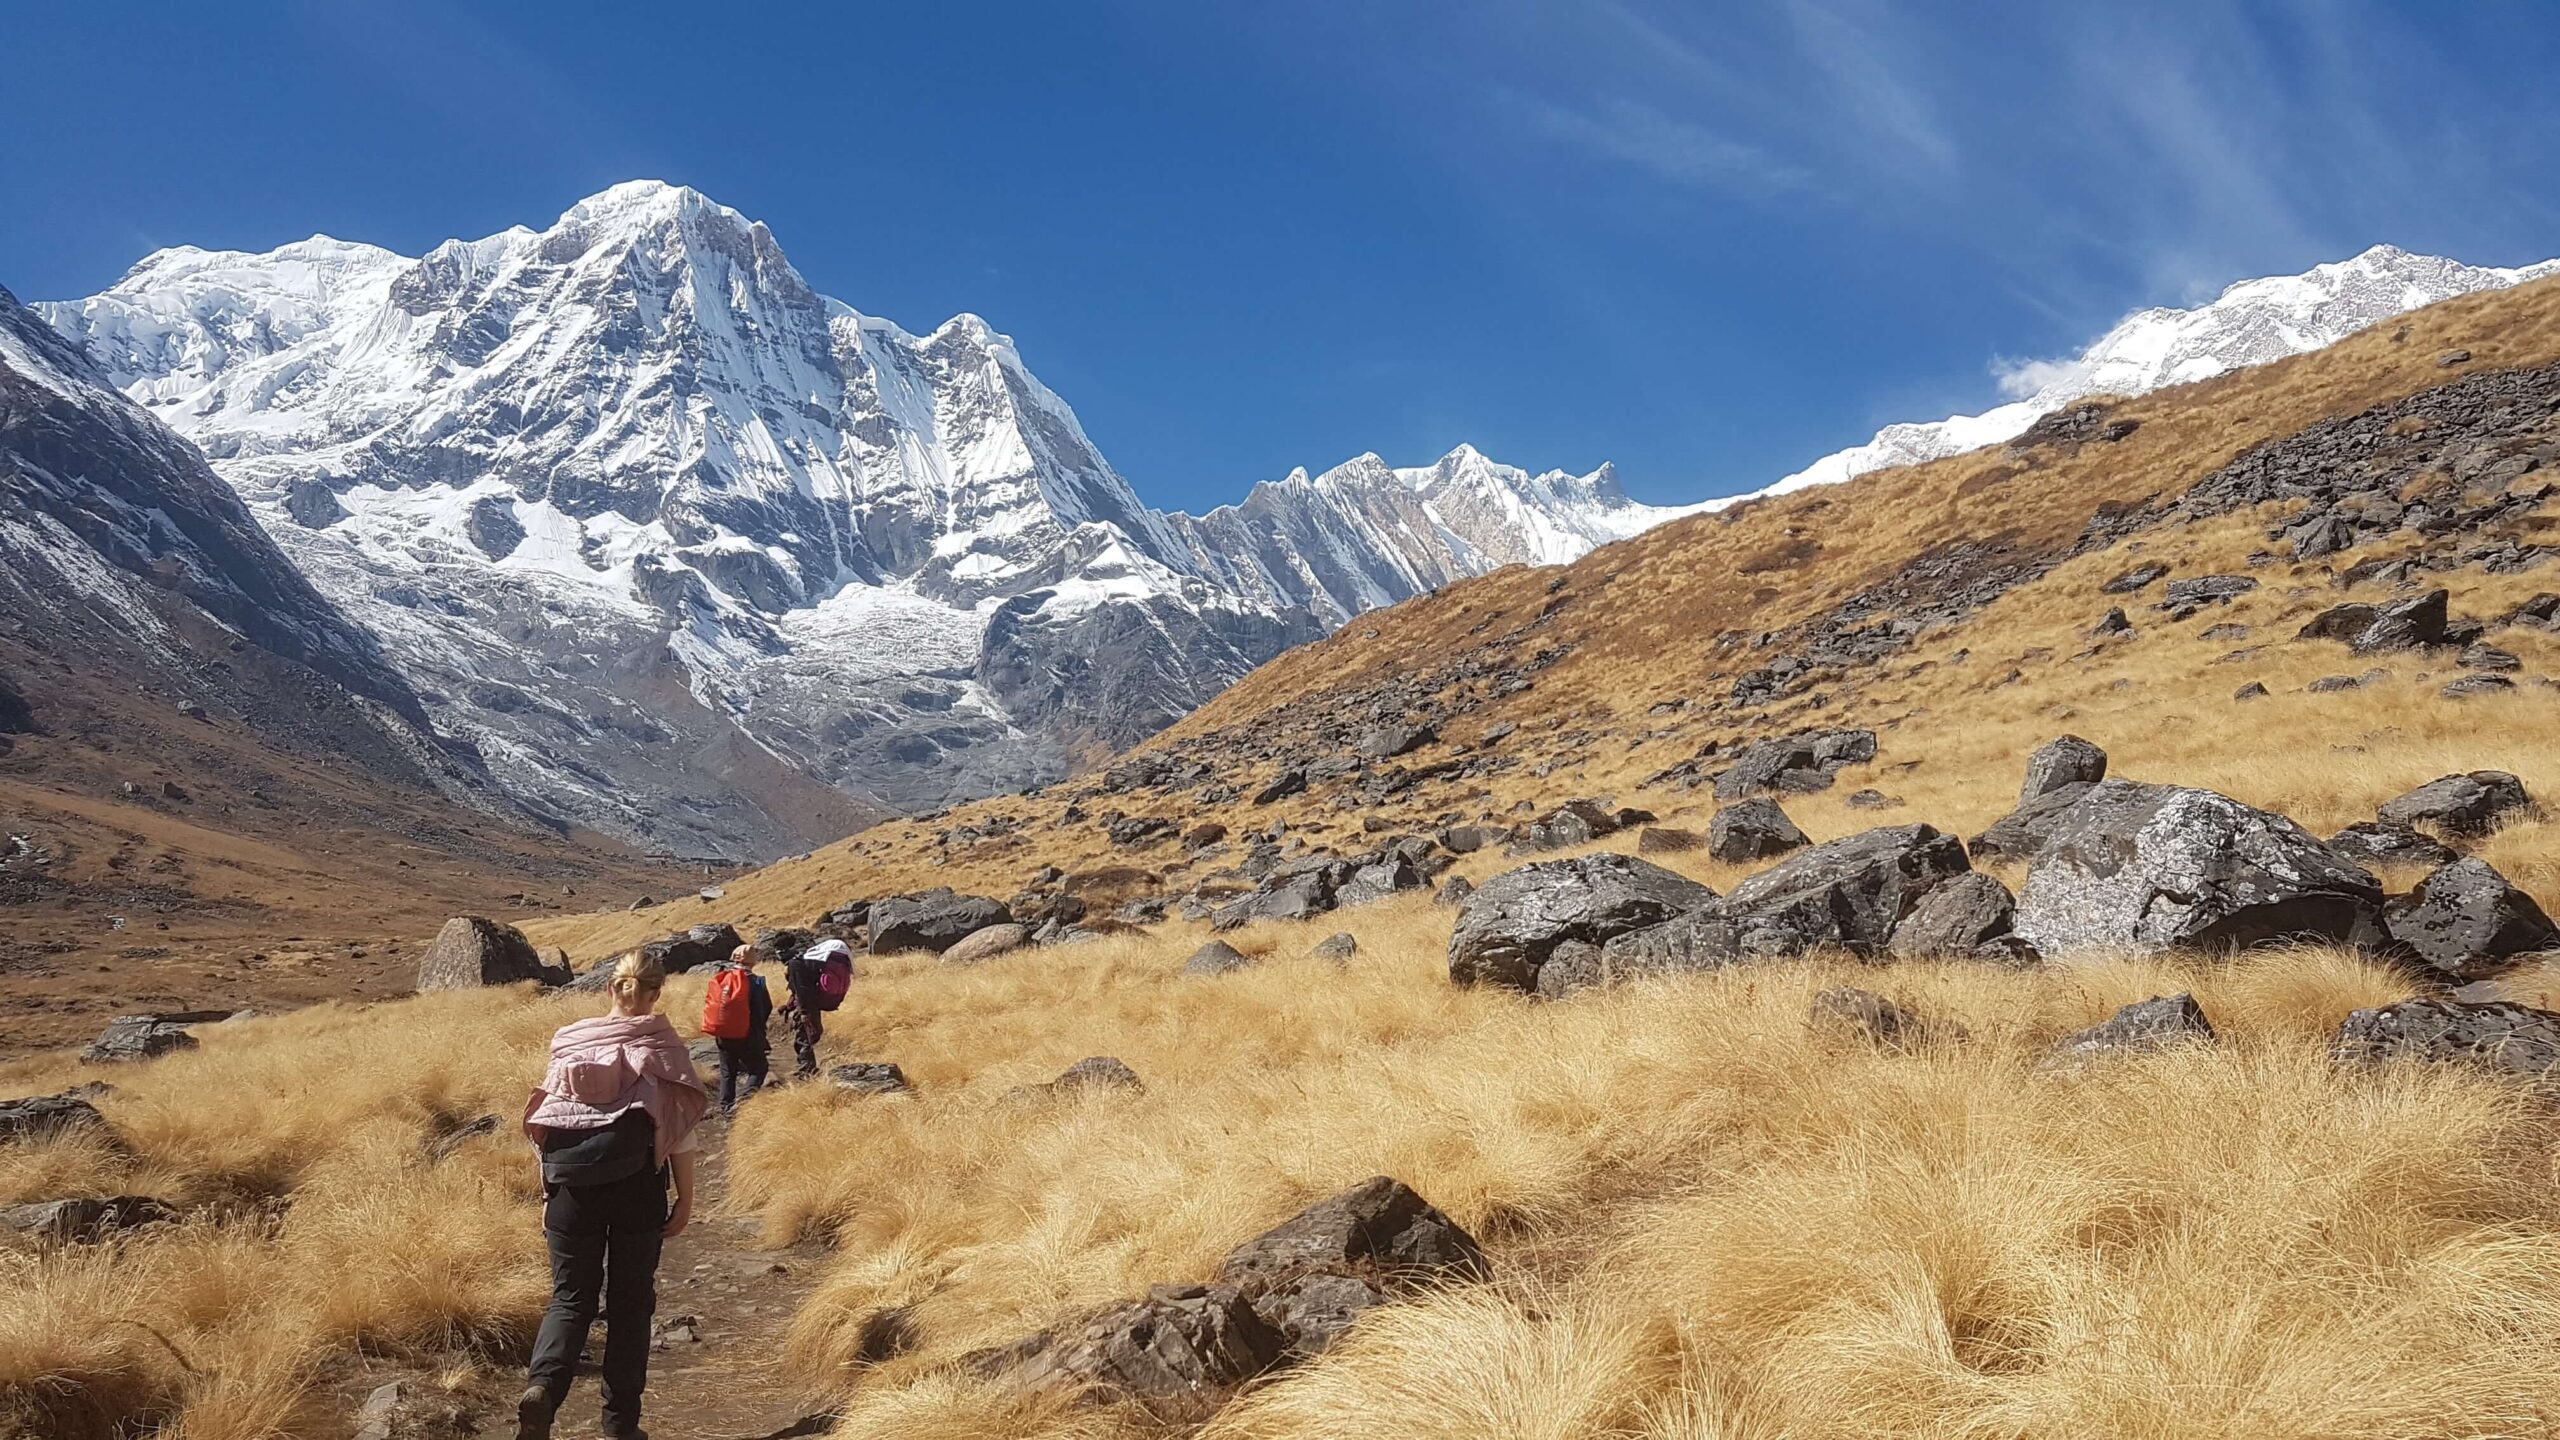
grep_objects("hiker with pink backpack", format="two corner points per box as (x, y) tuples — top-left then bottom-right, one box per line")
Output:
(777, 937), (854, 1079)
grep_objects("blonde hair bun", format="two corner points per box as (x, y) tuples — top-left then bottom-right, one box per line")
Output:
(609, 951), (667, 1003)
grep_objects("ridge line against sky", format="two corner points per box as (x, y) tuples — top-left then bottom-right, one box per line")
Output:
(6, 1), (2559, 511)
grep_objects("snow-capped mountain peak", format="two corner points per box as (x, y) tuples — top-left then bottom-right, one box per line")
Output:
(37, 181), (1664, 856)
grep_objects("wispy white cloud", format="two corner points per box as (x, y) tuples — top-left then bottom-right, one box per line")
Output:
(1525, 95), (1814, 197)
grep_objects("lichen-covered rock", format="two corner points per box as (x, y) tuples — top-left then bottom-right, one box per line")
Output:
(1887, 872), (2017, 958)
(1724, 824), (1970, 957)
(2019, 735), (2107, 802)
(2011, 782), (2386, 955)
(1969, 782), (2098, 862)
(1712, 729), (1876, 799)
(1219, 1175), (1489, 1284)
(2332, 998), (2560, 1080)
(2057, 994), (2215, 1057)
(869, 890), (1012, 954)
(1447, 854), (1715, 992)
(2376, 771), (2532, 838)
(2382, 858), (2560, 985)
(1707, 798), (1807, 863)
(0, 1091), (107, 1145)
(971, 1283), (1285, 1401)
(416, 916), (566, 990)
(2326, 822), (2457, 869)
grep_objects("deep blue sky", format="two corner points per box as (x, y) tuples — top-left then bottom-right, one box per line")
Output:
(9, 2), (2559, 509)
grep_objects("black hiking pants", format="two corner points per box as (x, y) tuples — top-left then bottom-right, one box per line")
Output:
(528, 1163), (666, 1436)
(716, 1036), (768, 1110)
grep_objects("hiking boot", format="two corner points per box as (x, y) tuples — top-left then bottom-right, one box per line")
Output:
(513, 1386), (553, 1440)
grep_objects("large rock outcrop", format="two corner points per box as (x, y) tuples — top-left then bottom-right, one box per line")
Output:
(1447, 854), (1714, 993)
(2010, 782), (2387, 955)
(416, 917), (567, 990)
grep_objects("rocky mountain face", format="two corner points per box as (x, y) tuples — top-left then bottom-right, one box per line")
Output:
(0, 286), (485, 804)
(39, 182), (1681, 858)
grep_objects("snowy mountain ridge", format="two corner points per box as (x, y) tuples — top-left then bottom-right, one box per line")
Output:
(37, 182), (2556, 857)
(1735, 243), (2560, 506)
(38, 182), (1680, 856)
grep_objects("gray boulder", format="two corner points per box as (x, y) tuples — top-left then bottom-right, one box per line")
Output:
(1809, 987), (1929, 1046)
(1723, 824), (1970, 957)
(2376, 771), (2532, 838)
(2331, 998), (2560, 1080)
(1506, 799), (1624, 855)
(2057, 994), (2215, 1057)
(971, 1283), (1284, 1400)
(81, 1012), (232, 1064)
(1356, 723), (1436, 759)
(1219, 1175), (1488, 1283)
(1707, 798), (1807, 863)
(1053, 1056), (1144, 1094)
(638, 922), (744, 974)
(2352, 588), (2453, 652)
(0, 1091), (107, 1145)
(1712, 729), (1876, 800)
(2382, 859), (2560, 985)
(1, 1194), (178, 1243)
(1185, 939), (1255, 977)
(829, 1062), (914, 1095)
(870, 890), (1011, 954)
(1533, 938), (1609, 998)
(1592, 907), (1747, 984)
(2327, 822), (2457, 869)
(1212, 868), (1335, 930)
(2011, 782), (2387, 955)
(2019, 735), (2107, 803)
(1969, 782), (2098, 862)
(416, 916), (567, 990)
(1887, 872), (2017, 958)
(1435, 875), (1474, 908)
(941, 923), (1031, 966)
(1310, 933), (1359, 961)
(1447, 853), (1715, 992)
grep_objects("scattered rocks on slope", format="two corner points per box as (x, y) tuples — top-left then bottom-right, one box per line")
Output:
(2332, 998), (2560, 1081)
(1886, 871), (2019, 959)
(2057, 994), (2216, 1058)
(2381, 858), (2560, 985)
(1707, 798), (1807, 863)
(2010, 782), (2387, 955)
(416, 916), (568, 990)
(869, 890), (1012, 954)
(2019, 735), (2107, 803)
(1722, 824), (1970, 958)
(2326, 822), (2458, 869)
(941, 923), (1031, 966)
(1447, 853), (1715, 992)
(2377, 771), (2532, 838)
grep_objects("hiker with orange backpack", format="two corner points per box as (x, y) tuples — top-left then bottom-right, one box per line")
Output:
(700, 944), (773, 1113)
(777, 937), (855, 1079)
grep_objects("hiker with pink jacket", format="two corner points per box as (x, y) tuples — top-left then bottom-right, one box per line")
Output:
(516, 951), (708, 1440)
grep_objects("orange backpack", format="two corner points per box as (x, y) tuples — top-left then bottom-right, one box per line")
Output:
(701, 966), (752, 1040)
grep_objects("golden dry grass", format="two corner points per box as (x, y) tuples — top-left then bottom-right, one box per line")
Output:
(708, 904), (2560, 1440)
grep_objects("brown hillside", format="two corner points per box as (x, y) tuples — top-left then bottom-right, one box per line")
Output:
(529, 270), (2560, 963)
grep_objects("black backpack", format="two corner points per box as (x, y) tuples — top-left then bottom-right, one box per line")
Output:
(538, 1109), (657, 1189)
